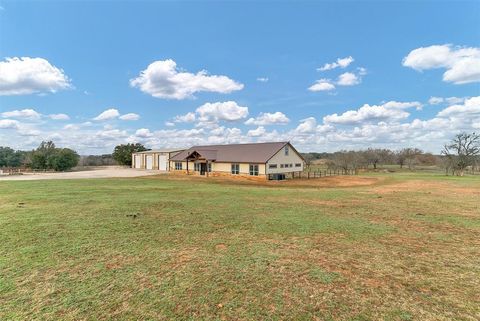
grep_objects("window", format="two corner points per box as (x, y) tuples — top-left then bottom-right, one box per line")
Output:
(269, 164), (277, 169)
(289, 163), (293, 168)
(175, 162), (182, 170)
(194, 163), (200, 171)
(295, 163), (302, 167)
(249, 164), (259, 176)
(285, 145), (289, 156)
(280, 164), (284, 168)
(231, 163), (240, 174)
(207, 163), (212, 172)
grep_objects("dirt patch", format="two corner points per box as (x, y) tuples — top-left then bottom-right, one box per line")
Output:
(157, 173), (382, 189)
(371, 179), (480, 196)
(215, 243), (228, 251)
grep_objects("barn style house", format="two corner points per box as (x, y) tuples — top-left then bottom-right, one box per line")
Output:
(132, 142), (305, 180)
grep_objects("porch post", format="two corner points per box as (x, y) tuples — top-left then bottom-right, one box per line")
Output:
(186, 159), (189, 175)
(206, 160), (209, 177)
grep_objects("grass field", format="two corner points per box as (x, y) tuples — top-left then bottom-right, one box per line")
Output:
(1, 173), (479, 320)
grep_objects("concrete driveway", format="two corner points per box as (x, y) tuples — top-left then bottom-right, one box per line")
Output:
(0, 167), (163, 181)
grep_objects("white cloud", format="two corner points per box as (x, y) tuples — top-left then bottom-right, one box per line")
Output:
(318, 56), (354, 71)
(1, 108), (41, 120)
(247, 126), (266, 137)
(165, 121), (175, 127)
(0, 119), (19, 129)
(257, 77), (269, 82)
(245, 112), (290, 126)
(437, 96), (480, 117)
(119, 113), (140, 121)
(130, 59), (244, 99)
(428, 96), (444, 105)
(308, 79), (335, 91)
(323, 101), (421, 125)
(93, 108), (120, 121)
(135, 128), (153, 138)
(196, 101), (249, 123)
(173, 112), (196, 123)
(403, 44), (480, 84)
(295, 117), (317, 133)
(49, 113), (70, 120)
(0, 57), (71, 95)
(337, 72), (360, 86)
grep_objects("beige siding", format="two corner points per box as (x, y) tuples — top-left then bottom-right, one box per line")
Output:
(266, 143), (304, 174)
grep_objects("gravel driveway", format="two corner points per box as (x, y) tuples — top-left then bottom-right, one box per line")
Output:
(0, 167), (163, 181)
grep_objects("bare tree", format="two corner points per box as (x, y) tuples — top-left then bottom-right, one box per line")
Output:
(397, 148), (423, 170)
(442, 132), (480, 176)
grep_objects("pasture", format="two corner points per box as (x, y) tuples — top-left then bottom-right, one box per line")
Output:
(1, 173), (479, 320)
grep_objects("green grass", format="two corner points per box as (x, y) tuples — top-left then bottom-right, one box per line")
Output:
(1, 173), (479, 320)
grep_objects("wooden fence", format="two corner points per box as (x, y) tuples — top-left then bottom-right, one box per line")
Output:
(294, 168), (357, 179)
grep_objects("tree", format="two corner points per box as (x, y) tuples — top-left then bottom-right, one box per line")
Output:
(47, 148), (80, 171)
(112, 143), (148, 166)
(30, 141), (57, 170)
(396, 148), (423, 170)
(0, 147), (24, 167)
(442, 132), (480, 176)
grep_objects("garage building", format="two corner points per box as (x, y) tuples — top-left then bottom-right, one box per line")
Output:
(131, 149), (184, 171)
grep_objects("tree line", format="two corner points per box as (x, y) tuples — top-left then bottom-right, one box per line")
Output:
(0, 141), (79, 171)
(302, 132), (480, 176)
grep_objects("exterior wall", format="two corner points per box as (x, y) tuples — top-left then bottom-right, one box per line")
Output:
(132, 151), (176, 170)
(169, 160), (267, 178)
(266, 144), (304, 174)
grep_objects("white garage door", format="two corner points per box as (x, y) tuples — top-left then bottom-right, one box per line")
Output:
(158, 155), (168, 171)
(134, 155), (142, 169)
(146, 155), (153, 170)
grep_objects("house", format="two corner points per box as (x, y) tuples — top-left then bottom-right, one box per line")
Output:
(168, 142), (305, 179)
(131, 149), (184, 171)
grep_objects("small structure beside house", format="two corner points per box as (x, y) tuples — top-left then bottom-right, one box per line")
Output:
(131, 149), (184, 171)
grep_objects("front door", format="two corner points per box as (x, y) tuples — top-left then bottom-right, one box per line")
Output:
(200, 163), (206, 175)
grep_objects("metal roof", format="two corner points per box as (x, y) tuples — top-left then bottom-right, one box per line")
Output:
(134, 149), (184, 154)
(170, 142), (290, 163)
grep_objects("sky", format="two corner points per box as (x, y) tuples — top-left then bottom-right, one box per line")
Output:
(0, 0), (479, 155)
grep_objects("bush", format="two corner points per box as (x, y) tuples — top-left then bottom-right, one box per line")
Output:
(47, 148), (80, 171)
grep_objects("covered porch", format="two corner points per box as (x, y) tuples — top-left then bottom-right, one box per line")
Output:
(184, 150), (217, 176)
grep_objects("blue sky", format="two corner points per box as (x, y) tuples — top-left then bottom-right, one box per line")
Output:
(0, 1), (479, 154)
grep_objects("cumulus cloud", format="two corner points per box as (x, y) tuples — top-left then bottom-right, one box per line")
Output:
(135, 128), (153, 138)
(318, 56), (354, 71)
(1, 108), (41, 120)
(337, 72), (361, 86)
(130, 59), (244, 99)
(196, 101), (249, 123)
(436, 96), (480, 117)
(0, 57), (71, 95)
(403, 44), (480, 84)
(247, 126), (266, 137)
(295, 117), (318, 133)
(0, 119), (19, 129)
(93, 108), (120, 121)
(49, 113), (70, 120)
(245, 112), (290, 126)
(323, 101), (422, 125)
(308, 79), (335, 91)
(119, 113), (140, 121)
(173, 112), (196, 123)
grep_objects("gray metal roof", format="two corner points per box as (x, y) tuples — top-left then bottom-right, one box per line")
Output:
(170, 142), (290, 163)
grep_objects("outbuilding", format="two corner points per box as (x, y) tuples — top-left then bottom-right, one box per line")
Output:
(131, 149), (184, 171)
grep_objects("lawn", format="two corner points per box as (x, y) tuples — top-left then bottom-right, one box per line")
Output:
(1, 173), (479, 320)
